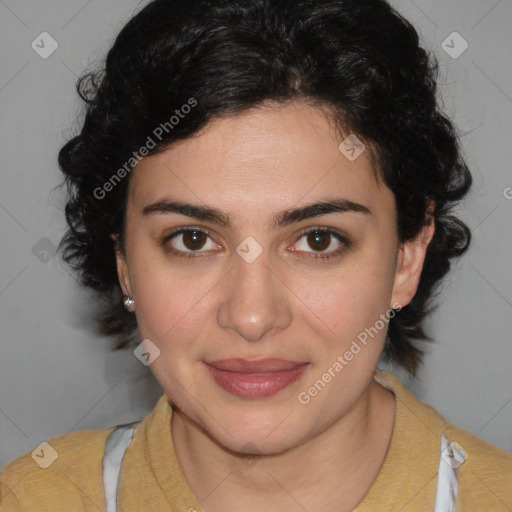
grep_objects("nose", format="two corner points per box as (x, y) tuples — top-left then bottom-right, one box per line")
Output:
(216, 249), (292, 343)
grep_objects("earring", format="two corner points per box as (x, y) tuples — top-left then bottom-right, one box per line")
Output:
(123, 295), (136, 312)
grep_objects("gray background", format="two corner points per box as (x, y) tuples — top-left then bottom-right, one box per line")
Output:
(0, 0), (511, 470)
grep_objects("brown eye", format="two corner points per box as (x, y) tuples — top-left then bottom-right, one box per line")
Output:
(181, 230), (208, 251)
(306, 230), (331, 252)
(161, 228), (218, 257)
(290, 227), (350, 261)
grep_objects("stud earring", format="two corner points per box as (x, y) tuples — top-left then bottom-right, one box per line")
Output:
(123, 295), (136, 312)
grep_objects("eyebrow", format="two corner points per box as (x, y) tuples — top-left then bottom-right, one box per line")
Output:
(142, 198), (372, 230)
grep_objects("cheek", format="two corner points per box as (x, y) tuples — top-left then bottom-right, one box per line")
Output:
(132, 263), (213, 344)
(127, 244), (234, 377)
(294, 254), (396, 345)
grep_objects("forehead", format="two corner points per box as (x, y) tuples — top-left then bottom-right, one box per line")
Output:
(128, 101), (394, 227)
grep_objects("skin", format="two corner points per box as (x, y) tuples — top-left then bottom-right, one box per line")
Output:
(116, 100), (435, 512)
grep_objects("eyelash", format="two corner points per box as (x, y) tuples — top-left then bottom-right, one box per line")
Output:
(159, 226), (350, 262)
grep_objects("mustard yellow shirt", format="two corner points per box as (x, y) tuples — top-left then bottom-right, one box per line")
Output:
(1, 370), (511, 511)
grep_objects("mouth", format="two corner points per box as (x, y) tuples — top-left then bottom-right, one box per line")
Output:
(203, 358), (310, 399)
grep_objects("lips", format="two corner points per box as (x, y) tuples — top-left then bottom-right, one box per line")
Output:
(204, 358), (309, 399)
(206, 358), (306, 373)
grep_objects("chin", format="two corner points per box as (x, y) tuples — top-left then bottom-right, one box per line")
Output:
(218, 429), (304, 457)
(201, 408), (311, 456)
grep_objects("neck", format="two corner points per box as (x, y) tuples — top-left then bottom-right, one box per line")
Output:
(171, 378), (395, 512)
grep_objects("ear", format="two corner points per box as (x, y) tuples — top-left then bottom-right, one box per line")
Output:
(112, 234), (133, 298)
(390, 204), (435, 309)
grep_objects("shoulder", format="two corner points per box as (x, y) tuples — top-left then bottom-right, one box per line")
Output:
(444, 421), (512, 469)
(443, 422), (512, 508)
(1, 425), (116, 477)
(0, 426), (117, 510)
(375, 370), (512, 507)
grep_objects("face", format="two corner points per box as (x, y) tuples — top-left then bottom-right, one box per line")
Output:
(116, 100), (431, 455)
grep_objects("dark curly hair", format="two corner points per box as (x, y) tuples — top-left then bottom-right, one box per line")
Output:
(58, 0), (472, 376)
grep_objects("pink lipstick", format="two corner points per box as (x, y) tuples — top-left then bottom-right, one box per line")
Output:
(204, 358), (309, 399)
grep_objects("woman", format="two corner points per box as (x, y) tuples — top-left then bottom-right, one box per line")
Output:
(1, 0), (510, 510)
